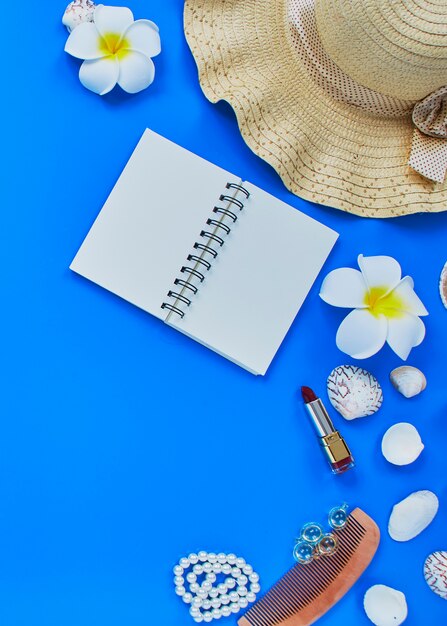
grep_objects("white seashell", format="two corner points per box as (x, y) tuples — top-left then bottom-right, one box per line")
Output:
(363, 584), (408, 626)
(381, 423), (424, 466)
(62, 0), (97, 33)
(390, 366), (426, 399)
(424, 551), (447, 600)
(440, 261), (447, 309)
(388, 490), (438, 542)
(327, 365), (383, 420)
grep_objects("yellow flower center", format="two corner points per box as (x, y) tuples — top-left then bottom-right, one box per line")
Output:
(99, 32), (131, 59)
(364, 286), (405, 319)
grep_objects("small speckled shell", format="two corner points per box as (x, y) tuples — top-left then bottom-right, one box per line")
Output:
(390, 366), (426, 399)
(424, 551), (447, 600)
(440, 261), (447, 309)
(327, 365), (383, 420)
(62, 0), (96, 32)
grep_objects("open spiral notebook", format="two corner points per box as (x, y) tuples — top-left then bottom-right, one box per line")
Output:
(70, 129), (338, 375)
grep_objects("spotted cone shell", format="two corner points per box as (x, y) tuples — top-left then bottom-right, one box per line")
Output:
(327, 365), (383, 420)
(424, 551), (447, 600)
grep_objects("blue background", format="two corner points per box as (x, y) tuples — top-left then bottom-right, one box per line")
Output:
(2, 1), (446, 624)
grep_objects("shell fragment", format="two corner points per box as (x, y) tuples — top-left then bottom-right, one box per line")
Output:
(363, 584), (408, 626)
(381, 423), (424, 466)
(388, 490), (439, 542)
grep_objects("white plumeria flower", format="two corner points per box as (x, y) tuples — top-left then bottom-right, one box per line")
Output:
(320, 255), (428, 360)
(65, 4), (161, 95)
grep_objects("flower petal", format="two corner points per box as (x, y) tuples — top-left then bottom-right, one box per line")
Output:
(358, 254), (402, 294)
(336, 309), (388, 359)
(122, 20), (161, 58)
(117, 51), (155, 93)
(390, 277), (429, 316)
(320, 268), (368, 308)
(65, 22), (107, 60)
(94, 5), (134, 39)
(79, 57), (119, 95)
(387, 313), (426, 360)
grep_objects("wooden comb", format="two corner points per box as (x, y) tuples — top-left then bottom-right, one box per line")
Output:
(238, 508), (380, 626)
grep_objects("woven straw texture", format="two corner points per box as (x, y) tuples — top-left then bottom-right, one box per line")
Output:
(316, 0), (447, 100)
(184, 0), (447, 217)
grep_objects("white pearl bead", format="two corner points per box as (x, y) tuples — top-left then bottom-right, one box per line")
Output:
(236, 557), (246, 569)
(232, 567), (242, 578)
(202, 599), (211, 610)
(202, 581), (212, 592)
(193, 616), (203, 624)
(198, 551), (208, 562)
(238, 597), (248, 608)
(227, 554), (236, 565)
(197, 589), (208, 599)
(173, 565), (183, 576)
(229, 591), (239, 603)
(189, 553), (199, 564)
(237, 575), (248, 586)
(237, 586), (247, 596)
(203, 562), (213, 573)
(225, 577), (236, 589)
(190, 606), (200, 617)
(230, 602), (240, 614)
(221, 563), (232, 574)
(212, 563), (222, 574)
(193, 564), (203, 575)
(180, 557), (190, 569)
(212, 608), (222, 619)
(249, 572), (259, 583)
(190, 583), (200, 594)
(217, 583), (227, 595)
(206, 572), (216, 583)
(221, 606), (231, 617)
(250, 583), (261, 594)
(175, 585), (186, 596)
(246, 591), (256, 603)
(211, 597), (221, 609)
(220, 594), (230, 605)
(174, 576), (184, 586)
(183, 592), (193, 604)
(187, 572), (197, 584)
(242, 564), (253, 575)
(203, 611), (213, 623)
(192, 597), (203, 608)
(217, 553), (227, 564)
(208, 588), (219, 598)
(207, 552), (217, 563)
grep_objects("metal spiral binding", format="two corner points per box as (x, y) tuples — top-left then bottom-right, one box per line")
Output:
(161, 182), (250, 319)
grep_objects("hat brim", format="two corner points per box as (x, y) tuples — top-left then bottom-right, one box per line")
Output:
(184, 0), (447, 217)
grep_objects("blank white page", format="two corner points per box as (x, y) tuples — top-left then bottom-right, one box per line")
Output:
(70, 129), (238, 320)
(169, 182), (338, 375)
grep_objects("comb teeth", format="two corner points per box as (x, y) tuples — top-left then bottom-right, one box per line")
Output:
(239, 509), (379, 626)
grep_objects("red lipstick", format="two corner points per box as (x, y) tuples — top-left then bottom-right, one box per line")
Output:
(301, 386), (355, 475)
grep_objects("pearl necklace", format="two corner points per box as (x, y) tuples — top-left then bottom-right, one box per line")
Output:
(173, 551), (261, 623)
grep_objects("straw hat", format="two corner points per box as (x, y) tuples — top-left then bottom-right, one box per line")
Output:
(184, 0), (447, 217)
